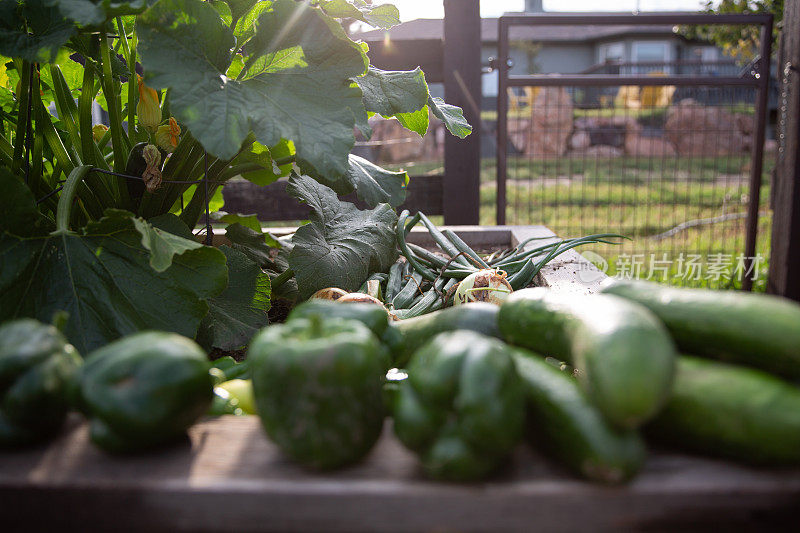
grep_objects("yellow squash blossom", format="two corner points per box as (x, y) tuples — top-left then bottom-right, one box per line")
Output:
(136, 75), (161, 133)
(155, 117), (181, 153)
(92, 124), (109, 143)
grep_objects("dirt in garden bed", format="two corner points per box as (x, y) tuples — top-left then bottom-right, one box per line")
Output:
(268, 296), (294, 324)
(208, 347), (247, 362)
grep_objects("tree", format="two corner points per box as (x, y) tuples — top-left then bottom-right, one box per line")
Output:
(684, 0), (783, 59)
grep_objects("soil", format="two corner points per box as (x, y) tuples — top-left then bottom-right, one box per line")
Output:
(268, 296), (294, 324)
(209, 347), (247, 362)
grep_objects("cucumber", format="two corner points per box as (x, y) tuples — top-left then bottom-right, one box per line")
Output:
(380, 323), (406, 364)
(392, 303), (501, 367)
(513, 350), (646, 483)
(600, 279), (800, 379)
(499, 288), (676, 429)
(647, 356), (800, 465)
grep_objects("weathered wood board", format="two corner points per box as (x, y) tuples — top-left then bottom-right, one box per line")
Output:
(2, 416), (799, 532)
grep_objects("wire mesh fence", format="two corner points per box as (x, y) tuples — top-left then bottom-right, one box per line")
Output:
(495, 14), (773, 290)
(496, 85), (772, 290)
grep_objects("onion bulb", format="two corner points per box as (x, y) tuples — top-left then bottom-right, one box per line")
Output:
(337, 292), (384, 305)
(310, 287), (348, 301)
(454, 269), (512, 306)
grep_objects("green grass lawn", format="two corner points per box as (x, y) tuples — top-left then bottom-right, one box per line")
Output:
(479, 102), (756, 123)
(395, 155), (772, 291)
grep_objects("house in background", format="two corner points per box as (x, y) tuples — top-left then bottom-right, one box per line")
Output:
(354, 0), (730, 109)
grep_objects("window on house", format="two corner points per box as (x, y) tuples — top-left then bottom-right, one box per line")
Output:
(482, 69), (498, 97)
(598, 42), (624, 75)
(599, 42), (624, 64)
(699, 46), (720, 62)
(632, 41), (672, 73)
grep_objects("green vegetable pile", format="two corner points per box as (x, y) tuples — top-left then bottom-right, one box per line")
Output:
(244, 276), (800, 482)
(2, 267), (800, 485)
(0, 319), (82, 447)
(0, 0), (798, 487)
(1, 322), (214, 454)
(246, 277), (800, 482)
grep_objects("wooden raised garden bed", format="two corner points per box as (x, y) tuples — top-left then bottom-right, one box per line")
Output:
(2, 226), (798, 532)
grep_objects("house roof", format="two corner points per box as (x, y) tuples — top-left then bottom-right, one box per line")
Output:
(353, 16), (684, 44)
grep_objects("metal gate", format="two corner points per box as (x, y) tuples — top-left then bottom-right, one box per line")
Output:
(495, 13), (773, 290)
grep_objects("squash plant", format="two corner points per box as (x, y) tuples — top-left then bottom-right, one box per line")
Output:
(0, 0), (471, 354)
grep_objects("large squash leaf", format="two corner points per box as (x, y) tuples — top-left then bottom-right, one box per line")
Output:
(301, 153), (409, 208)
(428, 96), (472, 138)
(211, 212), (282, 248)
(382, 96), (474, 140)
(0, 0), (153, 62)
(286, 174), (397, 298)
(0, 0), (75, 63)
(316, 0), (400, 29)
(0, 209), (227, 353)
(197, 245), (270, 351)
(225, 222), (282, 270)
(137, 0), (368, 177)
(355, 67), (428, 123)
(48, 0), (153, 24)
(225, 223), (299, 304)
(235, 139), (294, 187)
(0, 168), (54, 237)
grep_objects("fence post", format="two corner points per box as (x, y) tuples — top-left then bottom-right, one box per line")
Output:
(768, 1), (800, 301)
(442, 0), (481, 225)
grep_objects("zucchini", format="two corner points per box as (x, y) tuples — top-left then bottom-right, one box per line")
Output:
(499, 288), (676, 429)
(392, 302), (501, 367)
(380, 324), (406, 364)
(600, 279), (800, 379)
(647, 356), (800, 465)
(124, 142), (148, 210)
(513, 350), (645, 483)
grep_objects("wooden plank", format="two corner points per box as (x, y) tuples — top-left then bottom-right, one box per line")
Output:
(407, 225), (512, 250)
(221, 175), (444, 222)
(510, 226), (607, 295)
(767, 1), (800, 301)
(410, 225), (605, 295)
(442, 0), (481, 224)
(1, 416), (798, 532)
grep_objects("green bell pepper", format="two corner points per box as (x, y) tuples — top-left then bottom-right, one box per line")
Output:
(74, 331), (213, 453)
(393, 330), (525, 481)
(0, 319), (82, 447)
(249, 317), (389, 469)
(288, 299), (390, 338)
(288, 299), (406, 364)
